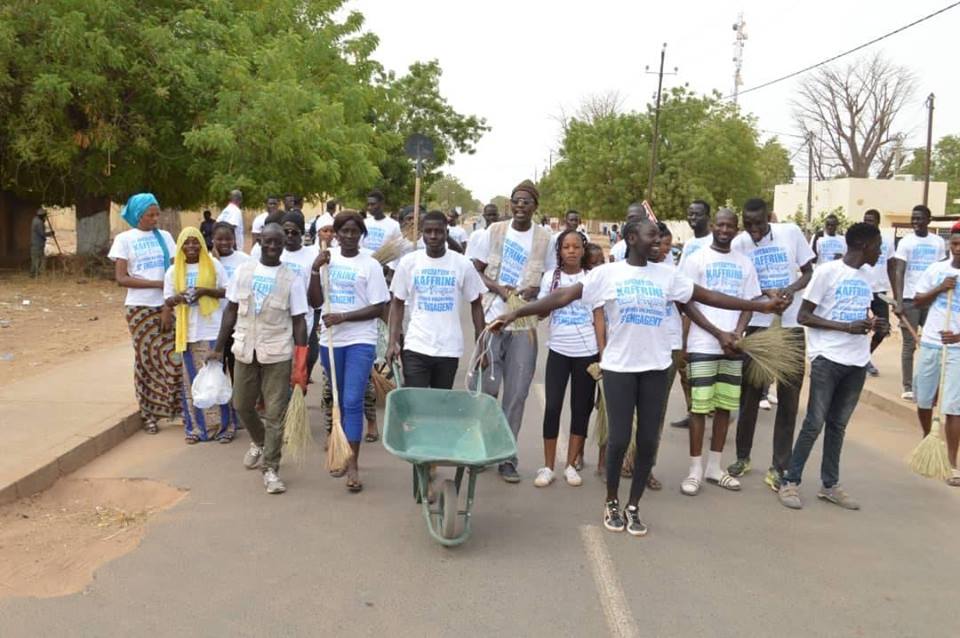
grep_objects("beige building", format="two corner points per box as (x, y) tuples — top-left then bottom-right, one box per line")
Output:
(773, 177), (949, 229)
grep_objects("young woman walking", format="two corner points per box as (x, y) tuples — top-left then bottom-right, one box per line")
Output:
(495, 218), (787, 537)
(534, 230), (600, 488)
(108, 193), (180, 434)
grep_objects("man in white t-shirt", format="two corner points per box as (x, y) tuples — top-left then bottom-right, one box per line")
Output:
(890, 204), (948, 400)
(778, 222), (886, 510)
(217, 190), (245, 253)
(470, 180), (555, 482)
(251, 195), (281, 245)
(387, 211), (486, 389)
(360, 189), (402, 255)
(910, 225), (960, 486)
(679, 210), (761, 495)
(810, 214), (847, 265)
(446, 209), (469, 249)
(677, 199), (713, 269)
(466, 204), (502, 260)
(729, 198), (816, 491)
(862, 209), (895, 377)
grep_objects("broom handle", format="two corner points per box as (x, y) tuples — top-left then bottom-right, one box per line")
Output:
(321, 242), (341, 408)
(935, 288), (954, 424)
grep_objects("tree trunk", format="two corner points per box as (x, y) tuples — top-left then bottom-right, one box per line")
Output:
(0, 189), (37, 267)
(75, 194), (112, 255)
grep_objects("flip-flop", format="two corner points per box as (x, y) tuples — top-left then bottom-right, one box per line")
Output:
(706, 472), (742, 491)
(646, 474), (663, 491)
(681, 476), (701, 496)
(184, 435), (199, 445)
(947, 475), (960, 487)
(329, 467), (347, 478)
(346, 469), (363, 492)
(364, 433), (379, 443)
(144, 422), (159, 435)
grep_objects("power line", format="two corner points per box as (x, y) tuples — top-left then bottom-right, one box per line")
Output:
(730, 2), (960, 99)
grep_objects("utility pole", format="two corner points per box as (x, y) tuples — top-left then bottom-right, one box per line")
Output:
(923, 93), (935, 207)
(731, 13), (747, 105)
(806, 131), (815, 223)
(645, 43), (678, 204)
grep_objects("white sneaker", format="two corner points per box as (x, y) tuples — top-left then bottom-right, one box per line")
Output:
(243, 443), (263, 469)
(759, 399), (772, 410)
(901, 390), (915, 401)
(263, 468), (286, 494)
(533, 467), (555, 487)
(564, 465), (583, 486)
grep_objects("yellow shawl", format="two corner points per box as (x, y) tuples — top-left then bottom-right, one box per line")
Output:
(173, 227), (219, 353)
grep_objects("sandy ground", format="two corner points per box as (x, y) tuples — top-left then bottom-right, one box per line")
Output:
(0, 478), (186, 599)
(0, 274), (127, 385)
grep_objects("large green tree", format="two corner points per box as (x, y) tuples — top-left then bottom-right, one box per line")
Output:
(426, 175), (480, 212)
(902, 135), (960, 214)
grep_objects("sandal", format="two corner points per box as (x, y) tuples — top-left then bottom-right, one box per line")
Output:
(707, 472), (742, 491)
(144, 421), (159, 435)
(346, 468), (363, 492)
(217, 433), (234, 444)
(681, 476), (701, 496)
(646, 474), (663, 491)
(364, 432), (380, 443)
(329, 467), (347, 478)
(947, 475), (960, 487)
(184, 435), (199, 445)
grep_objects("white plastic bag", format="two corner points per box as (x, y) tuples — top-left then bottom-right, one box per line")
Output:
(192, 361), (233, 409)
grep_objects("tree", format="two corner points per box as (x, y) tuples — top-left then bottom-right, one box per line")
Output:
(793, 53), (916, 179)
(426, 175), (480, 212)
(902, 134), (960, 214)
(756, 138), (796, 204)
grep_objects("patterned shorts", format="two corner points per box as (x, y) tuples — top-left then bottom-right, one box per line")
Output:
(687, 353), (743, 414)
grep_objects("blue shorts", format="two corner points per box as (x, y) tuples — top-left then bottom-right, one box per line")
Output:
(914, 344), (960, 415)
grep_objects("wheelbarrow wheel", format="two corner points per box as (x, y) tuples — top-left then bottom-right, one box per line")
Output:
(439, 479), (458, 539)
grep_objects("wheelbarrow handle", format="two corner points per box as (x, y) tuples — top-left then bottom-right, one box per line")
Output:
(391, 360), (404, 388)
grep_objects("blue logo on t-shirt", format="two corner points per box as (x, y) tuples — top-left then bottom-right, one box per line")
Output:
(413, 268), (457, 312)
(615, 278), (666, 326)
(365, 227), (386, 251)
(251, 273), (275, 313)
(329, 265), (358, 305)
(705, 261), (744, 296)
(909, 244), (940, 272)
(131, 237), (166, 273)
(750, 246), (790, 289)
(819, 237), (844, 260)
(829, 278), (872, 322)
(498, 238), (529, 287)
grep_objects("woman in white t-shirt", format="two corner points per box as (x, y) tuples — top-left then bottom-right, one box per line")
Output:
(163, 227), (234, 444)
(107, 193), (180, 435)
(494, 218), (785, 537)
(533, 230), (601, 489)
(317, 212), (391, 492)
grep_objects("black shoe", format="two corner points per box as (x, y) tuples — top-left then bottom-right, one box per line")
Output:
(498, 462), (521, 483)
(603, 499), (625, 532)
(670, 416), (690, 429)
(623, 505), (648, 536)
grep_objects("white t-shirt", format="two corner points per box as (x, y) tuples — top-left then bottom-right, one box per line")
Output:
(581, 261), (695, 372)
(731, 223), (815, 328)
(865, 234), (895, 293)
(677, 234), (711, 269)
(466, 229), (488, 261)
(610, 240), (626, 262)
(803, 260), (874, 367)
(470, 225), (557, 322)
(163, 260), (229, 343)
(281, 245), (320, 332)
(216, 250), (252, 283)
(680, 246), (761, 355)
(812, 233), (847, 265)
(217, 203), (245, 251)
(226, 262), (309, 318)
(894, 232), (947, 299)
(318, 247), (390, 347)
(251, 212), (268, 237)
(108, 228), (177, 307)
(361, 216), (402, 252)
(538, 270), (599, 357)
(448, 225), (469, 246)
(915, 260), (960, 350)
(390, 250), (486, 358)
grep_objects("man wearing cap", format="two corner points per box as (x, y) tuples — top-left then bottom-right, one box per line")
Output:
(470, 180), (556, 482)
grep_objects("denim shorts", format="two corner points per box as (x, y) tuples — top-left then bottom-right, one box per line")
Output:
(914, 343), (960, 415)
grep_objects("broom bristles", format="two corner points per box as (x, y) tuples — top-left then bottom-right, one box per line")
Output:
(371, 365), (396, 404)
(592, 384), (608, 448)
(737, 320), (806, 388)
(371, 236), (409, 265)
(326, 406), (353, 471)
(909, 419), (953, 480)
(282, 387), (313, 468)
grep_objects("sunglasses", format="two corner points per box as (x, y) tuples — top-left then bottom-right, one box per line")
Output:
(511, 197), (535, 206)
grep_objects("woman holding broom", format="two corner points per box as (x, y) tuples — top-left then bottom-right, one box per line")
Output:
(909, 224), (960, 486)
(493, 217), (787, 537)
(163, 227), (235, 443)
(108, 193), (180, 435)
(316, 212), (390, 492)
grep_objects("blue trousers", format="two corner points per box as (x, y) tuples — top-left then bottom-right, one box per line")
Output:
(320, 343), (376, 443)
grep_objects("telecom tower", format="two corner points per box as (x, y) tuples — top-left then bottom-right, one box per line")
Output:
(732, 13), (747, 104)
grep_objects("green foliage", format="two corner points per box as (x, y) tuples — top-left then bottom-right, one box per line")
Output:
(901, 135), (960, 214)
(426, 175), (481, 212)
(539, 87), (789, 221)
(757, 138), (795, 204)
(790, 205), (849, 235)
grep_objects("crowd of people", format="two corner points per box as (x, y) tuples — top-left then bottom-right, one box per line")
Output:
(107, 182), (960, 537)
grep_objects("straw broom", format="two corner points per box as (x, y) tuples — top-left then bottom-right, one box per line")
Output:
(321, 244), (353, 472)
(371, 236), (409, 266)
(371, 362), (396, 405)
(737, 315), (806, 388)
(588, 363), (608, 448)
(909, 289), (954, 480)
(282, 386), (312, 468)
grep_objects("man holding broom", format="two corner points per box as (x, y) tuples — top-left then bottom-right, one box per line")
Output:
(469, 180), (555, 482)
(208, 224), (318, 494)
(778, 222), (885, 510)
(909, 223), (960, 486)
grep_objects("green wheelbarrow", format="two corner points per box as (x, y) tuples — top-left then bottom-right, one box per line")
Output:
(382, 381), (517, 547)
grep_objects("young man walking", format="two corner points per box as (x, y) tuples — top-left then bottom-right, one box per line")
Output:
(810, 213), (847, 265)
(890, 204), (948, 400)
(217, 189), (245, 252)
(779, 222), (885, 510)
(470, 180), (555, 482)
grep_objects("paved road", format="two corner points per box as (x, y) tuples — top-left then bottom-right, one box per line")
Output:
(1, 320), (957, 637)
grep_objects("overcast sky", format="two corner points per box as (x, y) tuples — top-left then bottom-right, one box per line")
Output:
(348, 0), (959, 203)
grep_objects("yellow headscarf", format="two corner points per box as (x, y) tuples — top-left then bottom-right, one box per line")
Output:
(173, 227), (219, 353)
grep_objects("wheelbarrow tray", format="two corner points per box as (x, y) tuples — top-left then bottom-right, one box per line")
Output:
(383, 387), (517, 467)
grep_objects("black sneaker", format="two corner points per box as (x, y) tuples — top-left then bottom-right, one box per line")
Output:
(623, 505), (648, 537)
(603, 499), (625, 532)
(498, 462), (521, 483)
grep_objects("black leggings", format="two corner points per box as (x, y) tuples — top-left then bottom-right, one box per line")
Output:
(603, 369), (669, 504)
(542, 350), (598, 439)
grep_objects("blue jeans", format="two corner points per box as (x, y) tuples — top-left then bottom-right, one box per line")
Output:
(320, 343), (376, 443)
(784, 356), (866, 488)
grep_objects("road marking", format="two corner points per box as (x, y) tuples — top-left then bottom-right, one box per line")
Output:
(579, 525), (639, 638)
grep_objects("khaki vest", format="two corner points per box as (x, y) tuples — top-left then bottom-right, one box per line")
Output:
(231, 261), (297, 365)
(481, 221), (552, 294)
